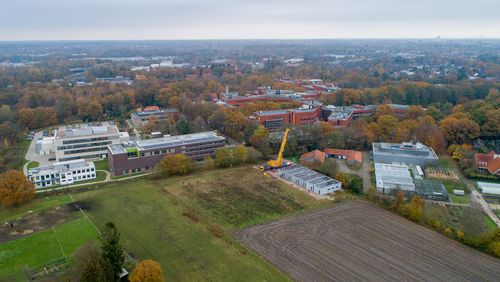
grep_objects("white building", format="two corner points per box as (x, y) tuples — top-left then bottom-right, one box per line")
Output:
(375, 163), (415, 193)
(53, 122), (126, 162)
(27, 159), (96, 189)
(36, 137), (55, 155)
(477, 182), (500, 196)
(278, 165), (342, 195)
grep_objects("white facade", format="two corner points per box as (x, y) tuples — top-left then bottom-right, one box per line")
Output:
(35, 137), (55, 155)
(54, 122), (126, 162)
(278, 165), (342, 195)
(375, 163), (415, 192)
(477, 182), (500, 195)
(27, 159), (96, 189)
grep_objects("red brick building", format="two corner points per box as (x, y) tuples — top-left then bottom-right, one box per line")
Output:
(475, 151), (500, 176)
(253, 106), (321, 131)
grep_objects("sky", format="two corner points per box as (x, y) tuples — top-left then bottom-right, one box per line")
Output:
(1, 0), (499, 40)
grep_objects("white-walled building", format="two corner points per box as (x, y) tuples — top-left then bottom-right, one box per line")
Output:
(53, 122), (126, 162)
(27, 159), (96, 189)
(278, 165), (342, 195)
(36, 137), (55, 155)
(375, 163), (415, 193)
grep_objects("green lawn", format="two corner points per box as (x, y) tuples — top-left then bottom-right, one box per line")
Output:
(0, 217), (99, 281)
(442, 179), (469, 194)
(0, 194), (72, 222)
(70, 166), (329, 281)
(93, 160), (110, 171)
(26, 161), (40, 170)
(449, 194), (471, 204)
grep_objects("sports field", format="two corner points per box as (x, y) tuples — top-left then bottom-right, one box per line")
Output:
(0, 217), (99, 280)
(236, 201), (500, 281)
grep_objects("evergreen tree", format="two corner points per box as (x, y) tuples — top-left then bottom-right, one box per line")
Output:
(100, 222), (125, 276)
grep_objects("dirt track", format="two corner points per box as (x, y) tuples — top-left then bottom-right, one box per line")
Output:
(236, 201), (500, 282)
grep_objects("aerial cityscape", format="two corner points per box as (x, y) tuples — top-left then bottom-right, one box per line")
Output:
(0, 1), (499, 281)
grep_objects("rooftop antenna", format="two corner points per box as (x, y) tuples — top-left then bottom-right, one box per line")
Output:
(226, 84), (229, 94)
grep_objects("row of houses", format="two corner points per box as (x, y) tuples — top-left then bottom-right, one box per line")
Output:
(277, 164), (342, 195)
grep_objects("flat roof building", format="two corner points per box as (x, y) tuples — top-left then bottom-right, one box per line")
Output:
(277, 164), (342, 195)
(130, 106), (179, 128)
(108, 131), (226, 176)
(27, 159), (96, 189)
(375, 163), (415, 193)
(478, 182), (500, 196)
(252, 105), (320, 131)
(372, 142), (438, 166)
(54, 122), (125, 162)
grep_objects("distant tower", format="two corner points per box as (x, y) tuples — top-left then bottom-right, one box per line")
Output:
(225, 84), (229, 94)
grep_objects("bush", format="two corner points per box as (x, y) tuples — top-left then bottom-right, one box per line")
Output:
(158, 154), (195, 176)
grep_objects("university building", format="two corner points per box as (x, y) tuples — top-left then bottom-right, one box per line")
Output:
(27, 159), (96, 189)
(107, 131), (226, 176)
(251, 105), (321, 131)
(54, 122), (128, 162)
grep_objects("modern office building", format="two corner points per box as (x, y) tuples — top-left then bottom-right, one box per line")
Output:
(130, 106), (179, 127)
(54, 122), (126, 162)
(372, 142), (439, 166)
(252, 105), (321, 131)
(277, 164), (342, 195)
(27, 159), (96, 189)
(107, 131), (226, 176)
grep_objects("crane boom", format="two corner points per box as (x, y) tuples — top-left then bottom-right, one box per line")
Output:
(267, 128), (290, 168)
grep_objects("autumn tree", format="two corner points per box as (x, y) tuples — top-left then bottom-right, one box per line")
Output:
(203, 156), (216, 170)
(130, 259), (165, 282)
(0, 170), (35, 207)
(335, 172), (350, 190)
(233, 145), (249, 164)
(401, 195), (425, 222)
(158, 154), (195, 176)
(250, 126), (270, 157)
(215, 147), (233, 168)
(373, 104), (395, 121)
(100, 222), (125, 277)
(439, 117), (480, 144)
(404, 105), (425, 120)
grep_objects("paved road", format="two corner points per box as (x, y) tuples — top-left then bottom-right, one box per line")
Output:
(24, 131), (54, 167)
(35, 171), (152, 194)
(459, 175), (500, 227)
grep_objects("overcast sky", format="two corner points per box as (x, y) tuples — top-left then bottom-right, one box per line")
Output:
(1, 0), (499, 40)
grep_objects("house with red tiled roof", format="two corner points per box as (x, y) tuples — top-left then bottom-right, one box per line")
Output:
(300, 150), (326, 165)
(475, 151), (500, 176)
(324, 148), (363, 165)
(300, 148), (362, 166)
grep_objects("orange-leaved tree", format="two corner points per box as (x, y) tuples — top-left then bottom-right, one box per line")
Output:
(130, 259), (164, 282)
(0, 170), (35, 207)
(158, 154), (195, 176)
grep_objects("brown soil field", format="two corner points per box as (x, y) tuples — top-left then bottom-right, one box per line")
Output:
(236, 200), (500, 282)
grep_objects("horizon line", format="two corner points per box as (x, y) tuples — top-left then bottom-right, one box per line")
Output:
(1, 37), (500, 43)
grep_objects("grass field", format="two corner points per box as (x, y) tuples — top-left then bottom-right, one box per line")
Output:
(93, 160), (110, 171)
(70, 166), (328, 281)
(448, 194), (471, 204)
(0, 217), (99, 281)
(26, 161), (40, 170)
(0, 194), (72, 222)
(424, 203), (496, 236)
